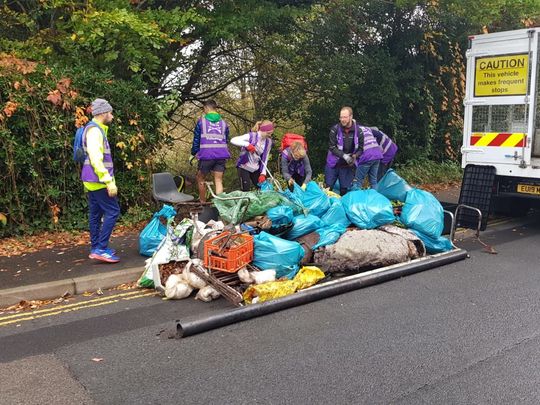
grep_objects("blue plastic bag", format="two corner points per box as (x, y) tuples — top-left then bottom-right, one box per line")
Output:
(342, 189), (395, 229)
(320, 198), (350, 229)
(259, 180), (274, 192)
(285, 214), (324, 240)
(401, 189), (444, 239)
(302, 181), (331, 217)
(374, 169), (412, 202)
(139, 205), (177, 256)
(412, 230), (453, 254)
(253, 232), (305, 279)
(281, 183), (307, 215)
(312, 223), (347, 250)
(333, 179), (341, 194)
(267, 206), (294, 227)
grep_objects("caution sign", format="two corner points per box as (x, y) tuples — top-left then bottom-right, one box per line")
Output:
(474, 53), (529, 97)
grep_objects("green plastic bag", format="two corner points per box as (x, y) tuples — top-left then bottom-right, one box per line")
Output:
(213, 190), (300, 224)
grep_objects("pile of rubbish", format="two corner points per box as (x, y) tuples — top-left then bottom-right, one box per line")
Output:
(137, 170), (453, 306)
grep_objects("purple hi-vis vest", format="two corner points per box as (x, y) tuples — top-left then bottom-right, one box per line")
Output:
(379, 132), (398, 164)
(326, 124), (359, 168)
(81, 123), (114, 183)
(356, 126), (383, 165)
(236, 132), (271, 171)
(197, 118), (230, 160)
(282, 147), (305, 177)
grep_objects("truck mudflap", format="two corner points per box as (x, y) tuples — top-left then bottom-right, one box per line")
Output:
(176, 248), (468, 338)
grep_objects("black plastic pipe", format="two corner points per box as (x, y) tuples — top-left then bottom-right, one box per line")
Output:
(177, 249), (468, 338)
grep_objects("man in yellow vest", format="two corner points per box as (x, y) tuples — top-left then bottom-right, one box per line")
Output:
(81, 98), (120, 263)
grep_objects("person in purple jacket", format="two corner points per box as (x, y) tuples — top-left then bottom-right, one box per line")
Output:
(281, 141), (312, 189)
(324, 106), (365, 196)
(351, 126), (384, 189)
(231, 120), (274, 191)
(190, 100), (231, 202)
(371, 126), (398, 180)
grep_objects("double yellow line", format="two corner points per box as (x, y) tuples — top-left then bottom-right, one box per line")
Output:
(0, 289), (158, 327)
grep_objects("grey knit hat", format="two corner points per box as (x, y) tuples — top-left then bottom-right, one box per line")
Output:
(91, 98), (113, 116)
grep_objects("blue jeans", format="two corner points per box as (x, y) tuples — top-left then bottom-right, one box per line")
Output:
(88, 188), (120, 251)
(353, 160), (380, 189)
(324, 164), (354, 195)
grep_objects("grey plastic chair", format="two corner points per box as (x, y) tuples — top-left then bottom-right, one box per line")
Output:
(152, 172), (195, 204)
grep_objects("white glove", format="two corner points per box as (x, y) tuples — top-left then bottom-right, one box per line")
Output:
(343, 154), (354, 165)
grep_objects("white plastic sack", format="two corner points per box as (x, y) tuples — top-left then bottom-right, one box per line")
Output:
(238, 267), (253, 284)
(182, 260), (207, 289)
(191, 220), (225, 253)
(237, 268), (276, 285)
(195, 286), (221, 302)
(164, 274), (193, 299)
(252, 270), (277, 284)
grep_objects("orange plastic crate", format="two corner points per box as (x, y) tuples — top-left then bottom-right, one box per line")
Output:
(203, 231), (254, 273)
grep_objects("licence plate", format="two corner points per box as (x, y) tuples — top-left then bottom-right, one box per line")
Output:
(517, 184), (540, 195)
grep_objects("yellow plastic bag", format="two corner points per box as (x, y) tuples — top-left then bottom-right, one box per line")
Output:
(243, 280), (297, 304)
(243, 266), (325, 304)
(293, 266), (325, 290)
(323, 188), (341, 199)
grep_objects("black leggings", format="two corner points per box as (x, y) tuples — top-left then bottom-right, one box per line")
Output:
(237, 168), (260, 191)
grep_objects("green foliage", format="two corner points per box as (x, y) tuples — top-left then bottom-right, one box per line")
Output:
(394, 159), (463, 185)
(0, 57), (168, 237)
(119, 204), (153, 227)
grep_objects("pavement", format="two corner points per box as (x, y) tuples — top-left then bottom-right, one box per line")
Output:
(0, 185), (462, 308)
(0, 232), (146, 307)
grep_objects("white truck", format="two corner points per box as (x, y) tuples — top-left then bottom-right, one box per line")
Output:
(460, 28), (540, 227)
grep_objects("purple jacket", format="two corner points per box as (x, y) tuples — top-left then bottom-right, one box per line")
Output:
(356, 126), (383, 165)
(197, 117), (230, 160)
(236, 132), (272, 173)
(281, 148), (305, 177)
(326, 123), (362, 168)
(372, 128), (397, 164)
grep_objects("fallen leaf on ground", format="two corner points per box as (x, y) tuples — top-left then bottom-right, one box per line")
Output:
(415, 181), (461, 193)
(0, 222), (144, 257)
(1, 299), (55, 312)
(108, 282), (138, 291)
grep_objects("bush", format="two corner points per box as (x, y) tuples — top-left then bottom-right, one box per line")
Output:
(0, 56), (169, 237)
(394, 159), (463, 185)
